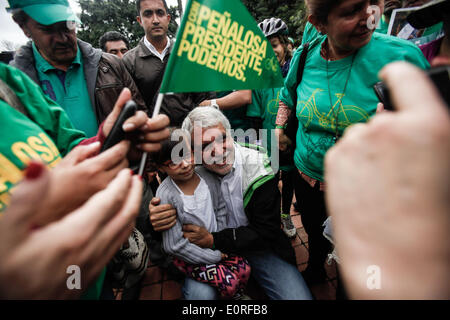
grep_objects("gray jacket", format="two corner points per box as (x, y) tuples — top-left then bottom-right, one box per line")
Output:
(11, 39), (146, 124)
(156, 168), (229, 265)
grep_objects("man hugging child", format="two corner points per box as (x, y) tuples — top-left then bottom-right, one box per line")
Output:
(151, 128), (251, 299)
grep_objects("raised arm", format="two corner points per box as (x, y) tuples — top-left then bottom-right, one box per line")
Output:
(199, 90), (252, 110)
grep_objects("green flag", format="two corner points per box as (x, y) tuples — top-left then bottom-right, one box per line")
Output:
(160, 0), (284, 93)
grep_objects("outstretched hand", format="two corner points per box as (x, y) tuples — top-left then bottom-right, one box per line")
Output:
(325, 62), (450, 299)
(103, 88), (170, 160)
(36, 140), (130, 227)
(0, 162), (142, 299)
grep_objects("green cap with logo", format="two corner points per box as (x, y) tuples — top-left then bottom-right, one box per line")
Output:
(6, 0), (81, 26)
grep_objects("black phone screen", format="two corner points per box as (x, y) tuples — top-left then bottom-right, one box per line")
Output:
(100, 100), (137, 152)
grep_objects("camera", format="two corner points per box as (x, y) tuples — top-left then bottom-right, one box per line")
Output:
(374, 65), (450, 111)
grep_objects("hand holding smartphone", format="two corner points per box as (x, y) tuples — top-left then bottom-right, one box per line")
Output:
(374, 65), (450, 111)
(100, 100), (137, 152)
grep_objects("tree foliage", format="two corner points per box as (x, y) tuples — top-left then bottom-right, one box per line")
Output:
(241, 0), (308, 46)
(75, 0), (307, 49)
(77, 0), (179, 49)
(0, 40), (20, 52)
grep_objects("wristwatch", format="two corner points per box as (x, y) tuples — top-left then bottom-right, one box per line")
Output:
(210, 99), (219, 110)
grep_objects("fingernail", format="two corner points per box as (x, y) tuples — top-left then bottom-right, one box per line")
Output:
(90, 141), (101, 148)
(25, 161), (44, 180)
(129, 169), (134, 176)
(123, 123), (135, 131)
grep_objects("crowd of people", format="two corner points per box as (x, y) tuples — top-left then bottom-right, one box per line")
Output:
(0, 0), (448, 300)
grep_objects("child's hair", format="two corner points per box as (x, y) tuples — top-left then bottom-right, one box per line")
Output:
(150, 127), (191, 167)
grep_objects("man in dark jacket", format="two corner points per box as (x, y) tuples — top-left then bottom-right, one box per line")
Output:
(99, 31), (130, 59)
(7, 0), (146, 137)
(123, 0), (215, 126)
(150, 107), (313, 300)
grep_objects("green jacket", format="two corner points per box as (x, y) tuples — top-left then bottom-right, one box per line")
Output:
(199, 143), (296, 265)
(0, 63), (105, 300)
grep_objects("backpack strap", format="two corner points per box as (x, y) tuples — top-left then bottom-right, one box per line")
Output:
(284, 43), (310, 149)
(0, 77), (29, 118)
(292, 42), (309, 105)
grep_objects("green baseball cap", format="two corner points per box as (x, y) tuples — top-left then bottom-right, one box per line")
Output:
(6, 0), (81, 26)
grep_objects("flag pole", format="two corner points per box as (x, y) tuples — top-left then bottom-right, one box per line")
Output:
(138, 93), (165, 177)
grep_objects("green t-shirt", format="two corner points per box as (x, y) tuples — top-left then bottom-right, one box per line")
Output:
(280, 33), (429, 181)
(0, 63), (104, 300)
(301, 22), (320, 45)
(218, 91), (250, 131)
(247, 87), (295, 172)
(33, 43), (99, 138)
(246, 87), (279, 156)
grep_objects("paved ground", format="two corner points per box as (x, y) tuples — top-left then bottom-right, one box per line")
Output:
(116, 201), (339, 300)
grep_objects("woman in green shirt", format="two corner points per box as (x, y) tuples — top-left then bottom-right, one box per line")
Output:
(275, 0), (429, 286)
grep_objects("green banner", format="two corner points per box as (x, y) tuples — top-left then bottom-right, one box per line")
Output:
(160, 0), (284, 93)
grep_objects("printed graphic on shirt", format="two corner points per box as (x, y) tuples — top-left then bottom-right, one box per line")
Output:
(298, 88), (370, 131)
(267, 90), (281, 116)
(0, 133), (61, 212)
(297, 88), (370, 163)
(262, 90), (282, 130)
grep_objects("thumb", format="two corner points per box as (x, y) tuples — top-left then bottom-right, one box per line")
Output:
(4, 162), (50, 229)
(379, 62), (446, 113)
(103, 88), (132, 137)
(182, 224), (195, 232)
(376, 103), (385, 114)
(150, 197), (161, 206)
(63, 142), (101, 165)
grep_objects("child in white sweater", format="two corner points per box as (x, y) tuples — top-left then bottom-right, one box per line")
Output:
(152, 128), (251, 299)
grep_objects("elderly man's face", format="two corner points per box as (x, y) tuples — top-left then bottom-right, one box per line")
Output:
(192, 124), (235, 176)
(21, 18), (77, 68)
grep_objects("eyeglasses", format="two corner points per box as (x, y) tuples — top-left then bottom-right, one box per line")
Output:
(162, 154), (193, 169)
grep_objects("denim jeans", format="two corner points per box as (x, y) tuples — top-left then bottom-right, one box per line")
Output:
(182, 251), (313, 300)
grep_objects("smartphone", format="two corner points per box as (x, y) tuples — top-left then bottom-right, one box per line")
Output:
(374, 65), (450, 111)
(100, 100), (137, 152)
(373, 81), (394, 111)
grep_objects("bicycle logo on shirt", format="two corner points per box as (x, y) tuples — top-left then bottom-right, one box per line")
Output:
(297, 88), (370, 132)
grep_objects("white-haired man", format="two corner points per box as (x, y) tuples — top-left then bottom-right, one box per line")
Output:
(150, 107), (312, 300)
